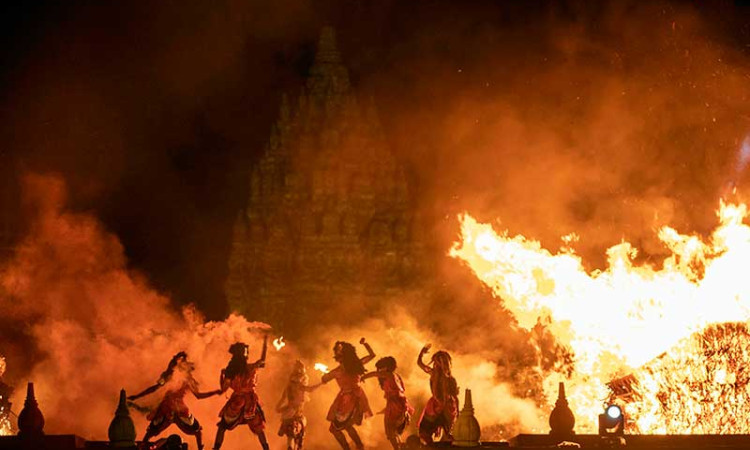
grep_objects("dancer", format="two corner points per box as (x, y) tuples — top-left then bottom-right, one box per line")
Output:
(416, 344), (459, 444)
(276, 360), (321, 450)
(213, 337), (269, 450)
(321, 338), (375, 450)
(128, 352), (220, 450)
(362, 356), (414, 450)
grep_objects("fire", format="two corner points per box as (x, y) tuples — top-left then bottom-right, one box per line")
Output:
(0, 400), (10, 437)
(624, 322), (750, 434)
(0, 356), (11, 436)
(273, 336), (286, 351)
(450, 200), (750, 433)
(314, 363), (330, 374)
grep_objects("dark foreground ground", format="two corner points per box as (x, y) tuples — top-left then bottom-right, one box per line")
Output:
(3, 434), (750, 449)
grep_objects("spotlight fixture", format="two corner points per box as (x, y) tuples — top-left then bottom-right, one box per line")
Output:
(598, 404), (624, 436)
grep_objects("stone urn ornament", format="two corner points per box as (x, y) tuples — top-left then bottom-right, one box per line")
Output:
(108, 389), (137, 448)
(453, 389), (481, 447)
(17, 382), (44, 439)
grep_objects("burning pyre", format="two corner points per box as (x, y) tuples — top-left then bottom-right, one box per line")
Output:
(621, 322), (750, 434)
(451, 200), (750, 433)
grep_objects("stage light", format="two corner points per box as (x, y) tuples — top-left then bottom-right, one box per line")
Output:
(599, 404), (624, 436)
(606, 405), (622, 420)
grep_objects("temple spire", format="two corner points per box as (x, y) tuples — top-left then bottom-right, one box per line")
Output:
(314, 26), (342, 65)
(306, 26), (351, 103)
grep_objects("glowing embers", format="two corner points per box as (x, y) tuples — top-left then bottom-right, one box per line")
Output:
(0, 399), (10, 436)
(619, 322), (750, 434)
(314, 363), (330, 374)
(599, 405), (625, 436)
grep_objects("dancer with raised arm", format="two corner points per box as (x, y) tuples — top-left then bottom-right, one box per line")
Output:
(213, 336), (270, 450)
(416, 344), (459, 444)
(321, 338), (375, 450)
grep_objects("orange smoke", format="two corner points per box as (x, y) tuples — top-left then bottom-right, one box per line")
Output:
(0, 175), (283, 448)
(0, 174), (545, 448)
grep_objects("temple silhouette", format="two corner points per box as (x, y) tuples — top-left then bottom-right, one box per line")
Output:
(225, 27), (426, 335)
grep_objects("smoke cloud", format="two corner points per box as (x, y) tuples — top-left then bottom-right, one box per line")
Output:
(365, 1), (750, 268)
(0, 174), (543, 448)
(0, 175), (275, 447)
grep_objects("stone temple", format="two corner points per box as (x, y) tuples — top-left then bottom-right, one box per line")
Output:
(225, 27), (426, 335)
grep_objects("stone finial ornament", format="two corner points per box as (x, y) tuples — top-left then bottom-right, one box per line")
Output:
(453, 389), (480, 447)
(549, 382), (575, 437)
(108, 389), (137, 448)
(17, 382), (44, 438)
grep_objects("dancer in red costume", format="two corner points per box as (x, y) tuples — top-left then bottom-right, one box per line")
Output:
(362, 356), (415, 450)
(128, 352), (220, 450)
(416, 344), (459, 444)
(213, 337), (269, 450)
(321, 338), (375, 450)
(276, 360), (321, 450)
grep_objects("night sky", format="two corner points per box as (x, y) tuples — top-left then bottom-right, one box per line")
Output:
(3, 0), (750, 320)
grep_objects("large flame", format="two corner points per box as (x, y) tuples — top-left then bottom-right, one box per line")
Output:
(450, 200), (750, 433)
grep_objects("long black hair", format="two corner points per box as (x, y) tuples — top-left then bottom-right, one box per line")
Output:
(432, 350), (453, 376)
(334, 341), (366, 376)
(224, 342), (249, 379)
(375, 356), (397, 388)
(160, 351), (188, 381)
(375, 356), (396, 372)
